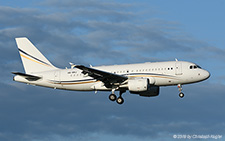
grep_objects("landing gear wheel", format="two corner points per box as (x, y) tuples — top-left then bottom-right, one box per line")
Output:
(179, 92), (184, 98)
(116, 97), (124, 104)
(177, 84), (184, 98)
(109, 94), (117, 101)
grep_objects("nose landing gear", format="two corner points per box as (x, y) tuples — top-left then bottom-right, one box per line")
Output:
(178, 84), (184, 98)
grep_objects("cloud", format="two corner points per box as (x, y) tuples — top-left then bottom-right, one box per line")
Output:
(1, 81), (225, 141)
(0, 0), (224, 141)
(0, 0), (214, 71)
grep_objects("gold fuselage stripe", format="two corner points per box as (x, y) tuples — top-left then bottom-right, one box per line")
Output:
(50, 74), (178, 86)
(129, 75), (179, 80)
(49, 80), (100, 85)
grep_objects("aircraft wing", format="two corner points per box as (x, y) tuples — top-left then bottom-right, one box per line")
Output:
(76, 65), (128, 87)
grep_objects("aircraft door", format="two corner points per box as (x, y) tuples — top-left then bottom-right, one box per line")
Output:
(175, 62), (182, 75)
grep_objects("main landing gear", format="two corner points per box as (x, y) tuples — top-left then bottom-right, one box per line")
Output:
(109, 89), (126, 105)
(178, 84), (184, 98)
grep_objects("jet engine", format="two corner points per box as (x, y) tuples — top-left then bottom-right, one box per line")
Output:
(128, 78), (159, 97)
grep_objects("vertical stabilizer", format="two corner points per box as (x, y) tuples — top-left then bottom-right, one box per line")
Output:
(15, 37), (57, 74)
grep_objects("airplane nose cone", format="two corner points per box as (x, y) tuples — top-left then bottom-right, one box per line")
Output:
(203, 70), (210, 80)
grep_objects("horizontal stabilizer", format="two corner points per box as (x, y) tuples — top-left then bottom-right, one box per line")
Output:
(12, 72), (42, 81)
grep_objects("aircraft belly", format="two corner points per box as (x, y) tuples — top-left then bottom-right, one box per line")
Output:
(154, 77), (180, 86)
(59, 83), (93, 91)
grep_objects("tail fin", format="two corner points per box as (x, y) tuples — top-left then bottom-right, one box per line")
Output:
(15, 37), (57, 74)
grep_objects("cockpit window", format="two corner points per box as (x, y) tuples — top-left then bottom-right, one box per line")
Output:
(190, 65), (201, 69)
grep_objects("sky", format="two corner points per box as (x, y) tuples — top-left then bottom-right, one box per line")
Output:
(0, 0), (225, 140)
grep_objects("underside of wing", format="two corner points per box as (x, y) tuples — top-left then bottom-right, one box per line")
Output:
(75, 65), (127, 88)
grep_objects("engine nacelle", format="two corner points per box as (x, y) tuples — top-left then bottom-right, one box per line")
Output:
(128, 78), (159, 97)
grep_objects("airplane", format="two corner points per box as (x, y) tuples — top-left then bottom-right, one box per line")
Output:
(12, 37), (210, 104)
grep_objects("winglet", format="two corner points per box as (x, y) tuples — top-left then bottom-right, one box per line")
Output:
(69, 62), (76, 69)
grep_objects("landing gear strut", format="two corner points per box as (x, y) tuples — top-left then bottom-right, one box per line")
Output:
(178, 84), (184, 98)
(109, 89), (126, 104)
(109, 89), (117, 101)
(116, 90), (125, 104)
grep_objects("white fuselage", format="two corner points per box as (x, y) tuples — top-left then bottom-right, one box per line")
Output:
(14, 61), (210, 91)
(13, 37), (211, 104)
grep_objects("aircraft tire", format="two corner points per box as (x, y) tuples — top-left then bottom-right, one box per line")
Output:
(179, 92), (184, 98)
(116, 97), (124, 104)
(109, 94), (117, 101)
